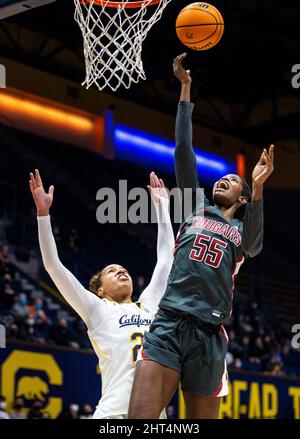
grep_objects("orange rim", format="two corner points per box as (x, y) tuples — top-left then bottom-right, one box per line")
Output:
(80, 0), (161, 8)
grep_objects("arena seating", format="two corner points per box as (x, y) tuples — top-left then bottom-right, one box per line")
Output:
(0, 123), (299, 377)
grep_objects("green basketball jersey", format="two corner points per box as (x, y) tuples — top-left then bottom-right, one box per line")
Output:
(159, 102), (263, 325)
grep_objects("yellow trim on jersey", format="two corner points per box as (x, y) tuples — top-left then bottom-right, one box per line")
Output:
(129, 331), (144, 364)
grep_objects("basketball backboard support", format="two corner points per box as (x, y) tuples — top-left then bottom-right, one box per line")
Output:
(0, 0), (56, 20)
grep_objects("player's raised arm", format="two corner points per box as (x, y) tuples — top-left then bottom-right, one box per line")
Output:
(173, 53), (199, 194)
(29, 169), (100, 329)
(138, 172), (174, 314)
(173, 54), (209, 219)
(173, 52), (192, 102)
(241, 145), (275, 257)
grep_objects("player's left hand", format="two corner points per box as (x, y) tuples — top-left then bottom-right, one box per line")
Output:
(147, 172), (168, 203)
(252, 145), (275, 186)
(173, 53), (192, 84)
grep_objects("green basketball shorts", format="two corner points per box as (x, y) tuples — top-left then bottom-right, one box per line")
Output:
(137, 307), (229, 397)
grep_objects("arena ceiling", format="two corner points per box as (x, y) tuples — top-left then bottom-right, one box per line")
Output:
(0, 0), (300, 144)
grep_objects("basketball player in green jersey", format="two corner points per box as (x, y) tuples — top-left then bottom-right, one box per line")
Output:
(128, 53), (275, 419)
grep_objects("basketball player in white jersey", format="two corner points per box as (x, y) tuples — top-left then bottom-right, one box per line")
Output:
(29, 169), (174, 419)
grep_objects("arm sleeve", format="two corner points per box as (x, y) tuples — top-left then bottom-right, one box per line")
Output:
(241, 199), (264, 258)
(138, 197), (175, 314)
(37, 216), (101, 329)
(174, 101), (209, 217)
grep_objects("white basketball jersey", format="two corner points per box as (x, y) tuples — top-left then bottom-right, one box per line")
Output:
(37, 206), (174, 419)
(88, 298), (155, 418)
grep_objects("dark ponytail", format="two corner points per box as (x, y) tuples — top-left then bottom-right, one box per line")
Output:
(235, 177), (252, 220)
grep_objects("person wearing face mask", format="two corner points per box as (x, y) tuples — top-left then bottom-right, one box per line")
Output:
(29, 298), (48, 327)
(11, 294), (29, 320)
(0, 396), (10, 419)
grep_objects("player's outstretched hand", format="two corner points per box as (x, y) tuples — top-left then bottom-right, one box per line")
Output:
(29, 169), (54, 216)
(173, 53), (192, 84)
(147, 172), (168, 204)
(252, 145), (275, 186)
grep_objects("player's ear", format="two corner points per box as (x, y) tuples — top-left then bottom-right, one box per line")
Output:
(238, 195), (248, 205)
(96, 287), (105, 299)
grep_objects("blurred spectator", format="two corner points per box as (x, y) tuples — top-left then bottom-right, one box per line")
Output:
(72, 320), (91, 349)
(69, 228), (79, 251)
(27, 400), (43, 419)
(10, 398), (27, 419)
(233, 358), (243, 369)
(23, 315), (46, 344)
(2, 272), (12, 285)
(8, 323), (19, 339)
(11, 294), (29, 320)
(250, 337), (265, 362)
(28, 298), (50, 328)
(166, 404), (176, 419)
(256, 324), (266, 338)
(0, 396), (10, 419)
(220, 295), (300, 378)
(240, 335), (251, 361)
(1, 392), (96, 420)
(228, 330), (242, 357)
(50, 318), (80, 349)
(41, 411), (52, 419)
(263, 335), (273, 357)
(226, 351), (234, 366)
(79, 404), (93, 419)
(0, 245), (10, 266)
(135, 276), (145, 296)
(1, 271), (17, 308)
(59, 404), (80, 419)
(239, 314), (253, 333)
(53, 225), (61, 245)
(3, 284), (16, 308)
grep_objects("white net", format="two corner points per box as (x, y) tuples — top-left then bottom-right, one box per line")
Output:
(74, 0), (173, 91)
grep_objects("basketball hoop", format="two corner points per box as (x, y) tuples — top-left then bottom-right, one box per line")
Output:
(74, 0), (173, 91)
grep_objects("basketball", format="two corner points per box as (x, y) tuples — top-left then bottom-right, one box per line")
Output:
(176, 2), (224, 51)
